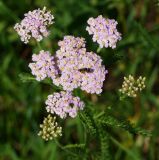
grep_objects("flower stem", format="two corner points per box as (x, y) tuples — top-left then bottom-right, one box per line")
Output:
(54, 139), (77, 157)
(97, 47), (102, 53)
(110, 136), (139, 160)
(94, 111), (105, 119)
(37, 41), (42, 50)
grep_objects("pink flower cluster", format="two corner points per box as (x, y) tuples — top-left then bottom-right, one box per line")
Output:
(53, 36), (108, 94)
(29, 36), (107, 94)
(28, 36), (108, 118)
(29, 50), (57, 81)
(15, 10), (122, 119)
(46, 91), (84, 118)
(86, 15), (121, 49)
(14, 7), (54, 43)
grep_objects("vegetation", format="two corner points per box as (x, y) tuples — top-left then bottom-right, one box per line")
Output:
(0, 0), (159, 159)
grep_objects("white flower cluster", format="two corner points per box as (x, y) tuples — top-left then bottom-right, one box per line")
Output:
(119, 75), (146, 97)
(38, 114), (62, 141)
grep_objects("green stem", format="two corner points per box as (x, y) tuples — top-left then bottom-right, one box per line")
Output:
(94, 111), (105, 119)
(110, 136), (139, 160)
(37, 41), (42, 50)
(54, 139), (77, 157)
(119, 95), (126, 101)
(97, 47), (102, 53)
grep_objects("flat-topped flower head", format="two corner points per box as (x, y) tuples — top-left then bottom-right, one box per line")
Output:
(14, 7), (54, 43)
(119, 75), (146, 98)
(53, 47), (87, 91)
(29, 50), (57, 81)
(86, 15), (121, 49)
(53, 51), (107, 94)
(38, 114), (62, 141)
(52, 37), (107, 94)
(51, 36), (108, 94)
(45, 91), (85, 119)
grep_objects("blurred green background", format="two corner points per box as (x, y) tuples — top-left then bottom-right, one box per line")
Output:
(0, 0), (159, 159)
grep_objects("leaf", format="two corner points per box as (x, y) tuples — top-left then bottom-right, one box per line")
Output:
(135, 22), (159, 52)
(19, 73), (36, 83)
(147, 67), (158, 91)
(63, 143), (85, 149)
(0, 1), (19, 21)
(63, 143), (86, 156)
(98, 125), (111, 160)
(79, 107), (98, 136)
(97, 115), (152, 136)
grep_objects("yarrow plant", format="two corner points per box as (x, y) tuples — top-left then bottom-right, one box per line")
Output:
(14, 7), (54, 43)
(15, 7), (150, 159)
(119, 75), (146, 98)
(38, 114), (62, 141)
(29, 50), (57, 81)
(86, 15), (121, 49)
(46, 91), (85, 119)
(53, 36), (107, 93)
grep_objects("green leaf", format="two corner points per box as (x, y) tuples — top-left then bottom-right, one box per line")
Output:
(135, 22), (159, 51)
(19, 73), (36, 83)
(97, 115), (152, 136)
(79, 107), (98, 136)
(98, 125), (111, 160)
(63, 143), (85, 149)
(0, 1), (19, 21)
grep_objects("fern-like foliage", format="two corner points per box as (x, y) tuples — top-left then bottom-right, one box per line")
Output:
(98, 124), (112, 160)
(19, 73), (36, 83)
(79, 107), (98, 136)
(97, 115), (152, 136)
(63, 143), (86, 158)
(135, 22), (159, 52)
(63, 143), (85, 149)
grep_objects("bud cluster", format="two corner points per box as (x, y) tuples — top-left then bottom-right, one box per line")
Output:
(38, 114), (62, 141)
(119, 75), (146, 97)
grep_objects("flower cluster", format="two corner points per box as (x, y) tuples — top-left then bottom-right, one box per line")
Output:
(15, 8), (126, 141)
(14, 7), (54, 43)
(29, 50), (57, 81)
(29, 36), (107, 94)
(58, 36), (86, 51)
(28, 36), (107, 120)
(53, 36), (108, 94)
(86, 15), (121, 49)
(38, 114), (62, 141)
(119, 75), (146, 97)
(46, 91), (85, 119)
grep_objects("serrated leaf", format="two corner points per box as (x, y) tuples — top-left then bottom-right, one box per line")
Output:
(63, 143), (85, 149)
(79, 107), (98, 136)
(97, 115), (152, 136)
(19, 73), (36, 83)
(98, 125), (111, 160)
